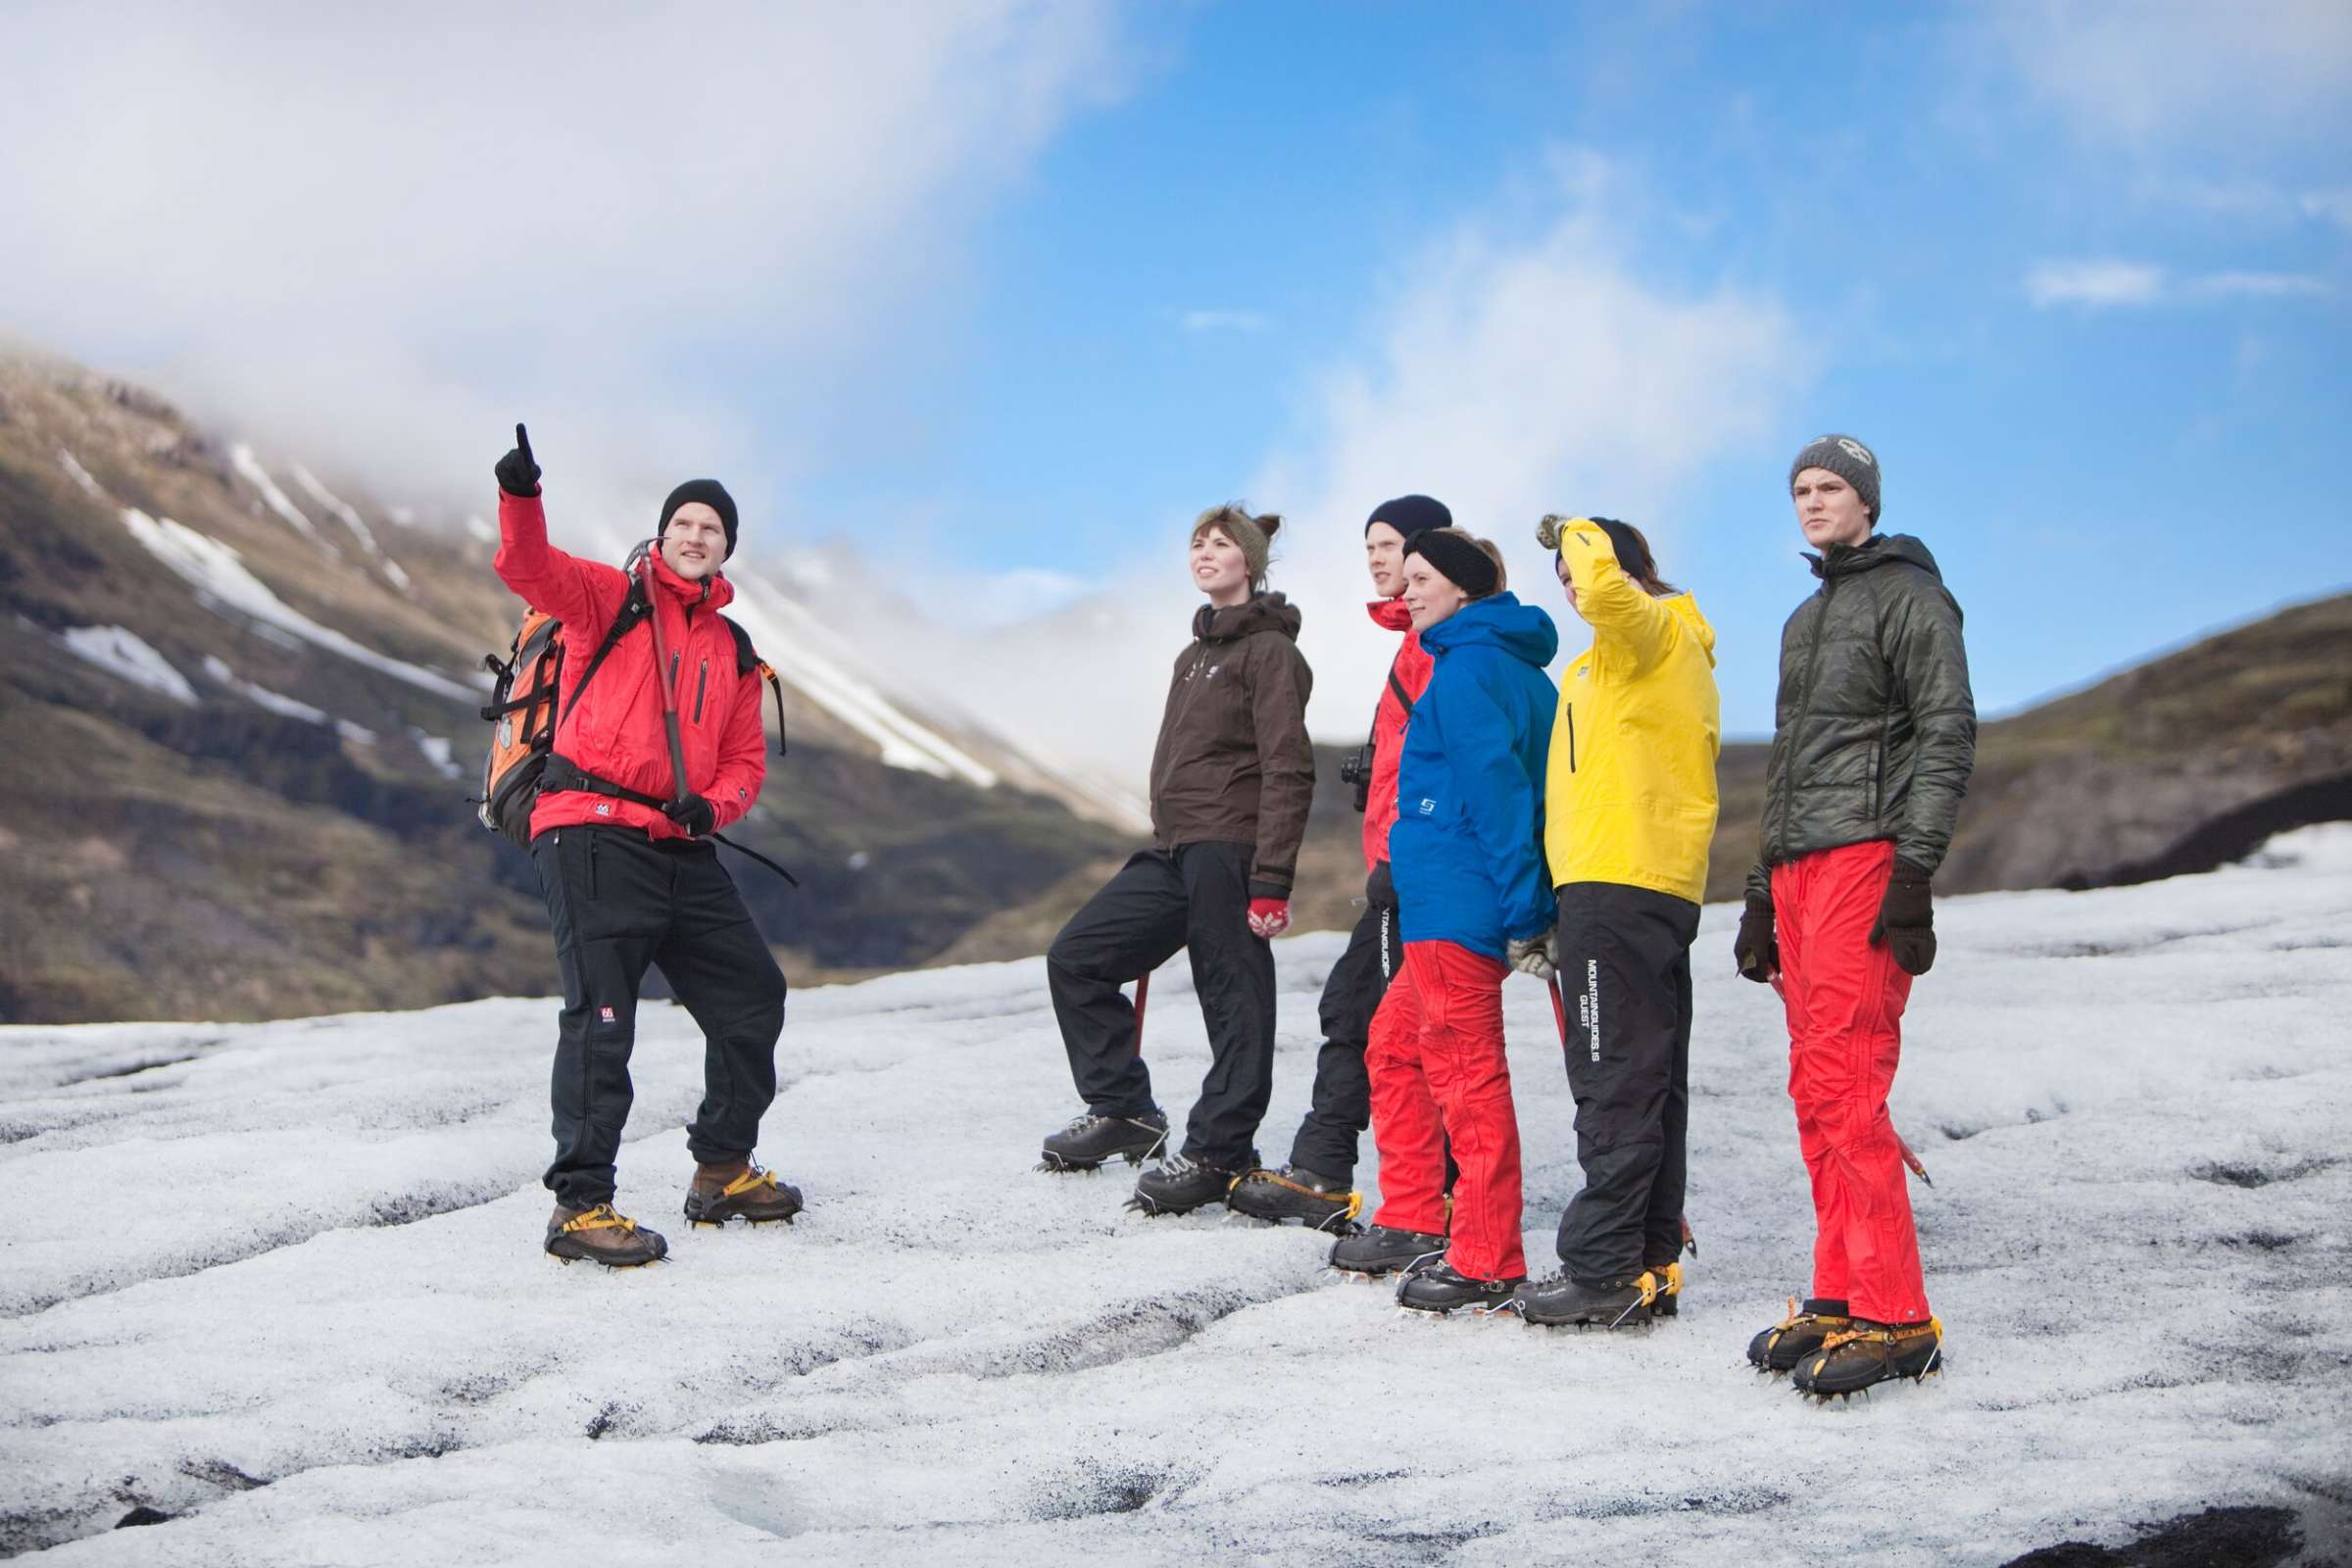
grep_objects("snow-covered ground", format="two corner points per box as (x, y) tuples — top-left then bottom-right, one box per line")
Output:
(3, 830), (2349, 1565)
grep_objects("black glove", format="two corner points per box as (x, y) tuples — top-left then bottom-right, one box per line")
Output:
(1734, 895), (1778, 983)
(495, 421), (541, 498)
(1365, 858), (1396, 909)
(1871, 858), (1936, 975)
(663, 792), (715, 837)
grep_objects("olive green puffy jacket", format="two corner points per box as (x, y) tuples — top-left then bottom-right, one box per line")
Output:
(1746, 534), (1976, 902)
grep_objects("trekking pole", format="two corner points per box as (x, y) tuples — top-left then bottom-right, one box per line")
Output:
(1768, 976), (1933, 1188)
(1547, 970), (1570, 1061)
(1896, 1131), (1934, 1188)
(638, 550), (690, 804)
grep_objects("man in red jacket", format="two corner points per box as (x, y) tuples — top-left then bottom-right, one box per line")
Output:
(1228, 495), (1448, 1232)
(493, 428), (799, 1268)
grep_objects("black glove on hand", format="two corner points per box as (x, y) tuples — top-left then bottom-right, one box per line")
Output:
(1870, 858), (1936, 975)
(495, 421), (541, 498)
(1366, 858), (1396, 909)
(663, 792), (715, 837)
(1734, 895), (1779, 983)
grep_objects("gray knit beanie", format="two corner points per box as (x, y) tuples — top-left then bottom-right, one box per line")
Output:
(1788, 434), (1882, 522)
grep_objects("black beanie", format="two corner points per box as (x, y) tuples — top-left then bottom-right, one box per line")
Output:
(660, 479), (739, 559)
(1403, 529), (1499, 600)
(1366, 494), (1452, 542)
(1588, 516), (1656, 583)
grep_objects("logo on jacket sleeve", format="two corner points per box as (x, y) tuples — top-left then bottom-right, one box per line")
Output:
(1417, 798), (1437, 815)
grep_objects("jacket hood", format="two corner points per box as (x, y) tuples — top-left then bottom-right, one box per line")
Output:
(1420, 591), (1559, 668)
(1664, 592), (1718, 666)
(1366, 596), (1413, 632)
(1193, 591), (1302, 643)
(1810, 532), (1941, 582)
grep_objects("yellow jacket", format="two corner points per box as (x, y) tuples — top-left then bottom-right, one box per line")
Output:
(1543, 518), (1721, 904)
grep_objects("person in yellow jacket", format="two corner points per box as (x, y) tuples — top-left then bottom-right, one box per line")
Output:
(1511, 514), (1721, 1328)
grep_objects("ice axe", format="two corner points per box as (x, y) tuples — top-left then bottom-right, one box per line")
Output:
(638, 548), (690, 807)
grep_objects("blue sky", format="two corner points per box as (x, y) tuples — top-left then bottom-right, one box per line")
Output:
(5, 2), (2346, 759)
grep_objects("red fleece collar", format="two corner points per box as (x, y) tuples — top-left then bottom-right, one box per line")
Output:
(1365, 597), (1412, 631)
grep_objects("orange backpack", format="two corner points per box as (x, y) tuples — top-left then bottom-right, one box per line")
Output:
(475, 579), (653, 847)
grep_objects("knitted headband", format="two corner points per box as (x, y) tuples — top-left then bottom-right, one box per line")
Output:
(1404, 527), (1499, 599)
(1192, 504), (1282, 585)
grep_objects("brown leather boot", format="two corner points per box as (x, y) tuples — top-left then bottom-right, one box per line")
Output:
(684, 1160), (804, 1226)
(545, 1202), (668, 1267)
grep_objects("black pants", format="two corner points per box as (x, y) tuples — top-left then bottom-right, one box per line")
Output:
(1552, 881), (1700, 1284)
(531, 825), (788, 1211)
(1047, 842), (1273, 1169)
(1285, 895), (1402, 1179)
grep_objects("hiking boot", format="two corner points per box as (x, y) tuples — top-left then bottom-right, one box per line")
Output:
(1127, 1151), (1248, 1215)
(1396, 1259), (1524, 1315)
(1746, 1298), (1851, 1373)
(1648, 1259), (1685, 1319)
(545, 1202), (668, 1268)
(1791, 1317), (1944, 1397)
(1226, 1164), (1361, 1231)
(1328, 1225), (1448, 1278)
(684, 1161), (804, 1226)
(1515, 1270), (1659, 1328)
(1040, 1108), (1169, 1171)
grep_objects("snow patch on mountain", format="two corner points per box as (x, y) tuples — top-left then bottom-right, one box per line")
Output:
(2, 830), (2346, 1561)
(59, 624), (195, 704)
(290, 465), (412, 591)
(228, 444), (338, 559)
(725, 582), (1001, 788)
(53, 445), (107, 500)
(411, 730), (462, 780)
(200, 656), (330, 724)
(119, 508), (471, 701)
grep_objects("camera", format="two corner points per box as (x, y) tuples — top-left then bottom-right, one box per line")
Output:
(1340, 743), (1374, 813)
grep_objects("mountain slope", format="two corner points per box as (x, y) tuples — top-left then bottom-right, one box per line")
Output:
(0, 348), (1125, 1023)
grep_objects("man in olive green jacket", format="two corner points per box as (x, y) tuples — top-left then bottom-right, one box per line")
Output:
(1735, 433), (1975, 1397)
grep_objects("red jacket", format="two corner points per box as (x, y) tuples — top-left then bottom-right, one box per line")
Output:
(496, 493), (768, 843)
(1362, 597), (1434, 871)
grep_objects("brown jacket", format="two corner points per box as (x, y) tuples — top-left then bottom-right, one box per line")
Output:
(1148, 593), (1316, 896)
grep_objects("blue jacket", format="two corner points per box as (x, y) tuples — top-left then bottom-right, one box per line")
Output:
(1389, 592), (1560, 958)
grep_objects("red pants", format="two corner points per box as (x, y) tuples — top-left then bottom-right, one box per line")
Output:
(1365, 940), (1525, 1282)
(1772, 840), (1929, 1325)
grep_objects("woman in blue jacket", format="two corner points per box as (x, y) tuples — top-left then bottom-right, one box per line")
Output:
(1335, 528), (1560, 1313)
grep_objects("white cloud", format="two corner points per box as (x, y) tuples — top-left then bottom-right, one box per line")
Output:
(2025, 259), (2331, 309)
(906, 151), (1804, 779)
(1984, 0), (2352, 145)
(2025, 260), (2169, 309)
(0, 2), (1123, 514)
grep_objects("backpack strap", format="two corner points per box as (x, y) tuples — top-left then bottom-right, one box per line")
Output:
(720, 613), (788, 759)
(557, 576), (652, 728)
(541, 752), (671, 812)
(1386, 654), (1416, 718)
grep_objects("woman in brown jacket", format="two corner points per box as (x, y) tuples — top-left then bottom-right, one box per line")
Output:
(1039, 504), (1316, 1215)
